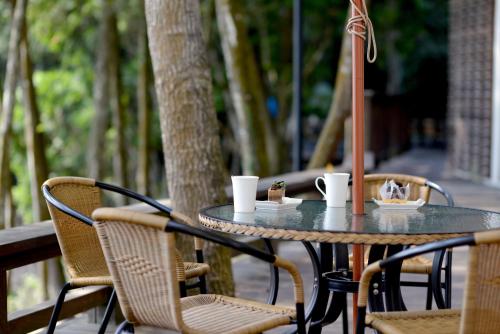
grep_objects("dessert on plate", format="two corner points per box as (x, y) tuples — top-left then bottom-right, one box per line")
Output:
(379, 180), (410, 204)
(268, 181), (286, 203)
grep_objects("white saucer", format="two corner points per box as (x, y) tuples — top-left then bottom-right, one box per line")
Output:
(256, 197), (303, 212)
(372, 198), (426, 210)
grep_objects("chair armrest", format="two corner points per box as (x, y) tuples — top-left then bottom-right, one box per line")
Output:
(356, 233), (477, 334)
(274, 256), (304, 304)
(96, 181), (173, 215)
(168, 216), (306, 329)
(42, 184), (94, 226)
(167, 219), (276, 263)
(170, 211), (204, 251)
(378, 234), (475, 270)
(425, 180), (454, 207)
(357, 261), (382, 308)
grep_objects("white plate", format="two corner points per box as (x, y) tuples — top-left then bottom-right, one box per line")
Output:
(372, 198), (426, 210)
(256, 197), (303, 212)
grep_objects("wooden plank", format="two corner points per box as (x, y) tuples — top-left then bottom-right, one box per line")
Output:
(0, 221), (57, 257)
(0, 267), (7, 333)
(7, 286), (111, 334)
(1, 244), (61, 270)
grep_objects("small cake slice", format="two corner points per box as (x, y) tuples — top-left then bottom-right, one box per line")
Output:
(268, 181), (286, 203)
(382, 198), (408, 204)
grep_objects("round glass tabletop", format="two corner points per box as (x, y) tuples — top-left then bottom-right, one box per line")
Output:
(199, 200), (500, 235)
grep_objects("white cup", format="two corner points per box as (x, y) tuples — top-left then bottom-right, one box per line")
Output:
(315, 173), (350, 207)
(231, 176), (259, 213)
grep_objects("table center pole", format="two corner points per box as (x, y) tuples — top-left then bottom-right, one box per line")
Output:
(351, 0), (366, 331)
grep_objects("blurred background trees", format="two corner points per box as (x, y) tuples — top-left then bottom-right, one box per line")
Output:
(0, 0), (448, 308)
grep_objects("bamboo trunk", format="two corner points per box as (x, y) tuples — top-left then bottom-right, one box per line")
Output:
(0, 0), (25, 228)
(20, 17), (65, 300)
(88, 0), (112, 181)
(145, 0), (234, 295)
(136, 2), (151, 195)
(215, 0), (278, 176)
(108, 9), (128, 202)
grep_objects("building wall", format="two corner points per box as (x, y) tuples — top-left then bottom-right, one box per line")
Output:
(448, 0), (494, 180)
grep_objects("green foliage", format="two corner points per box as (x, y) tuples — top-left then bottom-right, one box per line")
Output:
(8, 273), (43, 312)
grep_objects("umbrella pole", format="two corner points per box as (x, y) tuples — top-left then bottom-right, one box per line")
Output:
(351, 0), (366, 331)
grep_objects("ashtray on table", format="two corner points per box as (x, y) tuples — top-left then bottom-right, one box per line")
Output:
(372, 198), (425, 210)
(256, 197), (302, 213)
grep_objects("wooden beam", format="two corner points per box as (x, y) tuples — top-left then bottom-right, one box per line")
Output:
(0, 221), (56, 258)
(0, 267), (7, 333)
(1, 245), (61, 270)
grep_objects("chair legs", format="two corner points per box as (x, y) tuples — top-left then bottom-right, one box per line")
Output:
(115, 320), (134, 334)
(425, 274), (433, 310)
(46, 282), (74, 334)
(47, 284), (117, 334)
(98, 289), (118, 334)
(180, 281), (187, 297)
(196, 249), (208, 294)
(198, 275), (207, 294)
(444, 250), (453, 308)
(342, 299), (349, 334)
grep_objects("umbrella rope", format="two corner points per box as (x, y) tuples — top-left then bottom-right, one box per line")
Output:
(347, 0), (377, 63)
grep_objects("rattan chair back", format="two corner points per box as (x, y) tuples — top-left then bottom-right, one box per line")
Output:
(362, 173), (430, 202)
(93, 208), (184, 330)
(460, 236), (500, 333)
(44, 177), (109, 280)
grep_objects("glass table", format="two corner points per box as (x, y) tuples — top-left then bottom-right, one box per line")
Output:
(199, 200), (500, 333)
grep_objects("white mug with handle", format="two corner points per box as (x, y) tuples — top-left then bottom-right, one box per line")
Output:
(315, 173), (350, 207)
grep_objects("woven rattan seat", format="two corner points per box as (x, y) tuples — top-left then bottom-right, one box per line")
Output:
(366, 309), (461, 334)
(178, 294), (295, 333)
(92, 208), (306, 334)
(356, 230), (500, 334)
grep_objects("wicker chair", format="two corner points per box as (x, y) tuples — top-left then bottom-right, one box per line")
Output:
(356, 229), (500, 334)
(347, 173), (455, 309)
(42, 177), (209, 333)
(91, 207), (306, 334)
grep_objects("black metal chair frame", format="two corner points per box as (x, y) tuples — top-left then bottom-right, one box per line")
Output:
(345, 177), (455, 309)
(42, 181), (208, 333)
(111, 217), (306, 334)
(355, 233), (476, 334)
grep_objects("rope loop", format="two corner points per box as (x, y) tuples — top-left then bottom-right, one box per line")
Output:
(346, 0), (377, 63)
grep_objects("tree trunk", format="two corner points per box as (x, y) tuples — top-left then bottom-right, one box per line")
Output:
(20, 17), (65, 300)
(215, 0), (278, 176)
(4, 176), (15, 229)
(145, 0), (234, 295)
(0, 0), (25, 228)
(307, 11), (353, 169)
(108, 9), (128, 201)
(88, 0), (112, 181)
(136, 2), (151, 195)
(20, 30), (50, 223)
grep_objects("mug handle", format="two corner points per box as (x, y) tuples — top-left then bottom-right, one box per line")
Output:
(315, 177), (327, 198)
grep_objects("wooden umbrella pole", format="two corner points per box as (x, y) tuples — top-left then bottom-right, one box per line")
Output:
(350, 0), (368, 331)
